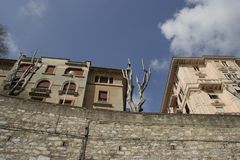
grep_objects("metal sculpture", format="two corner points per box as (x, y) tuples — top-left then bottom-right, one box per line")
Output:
(4, 51), (42, 95)
(122, 58), (151, 112)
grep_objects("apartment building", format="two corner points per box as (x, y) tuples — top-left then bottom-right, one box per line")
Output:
(162, 56), (240, 114)
(1, 55), (127, 111)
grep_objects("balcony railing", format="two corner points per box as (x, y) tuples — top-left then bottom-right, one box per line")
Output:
(58, 90), (79, 96)
(29, 88), (51, 97)
(198, 79), (222, 90)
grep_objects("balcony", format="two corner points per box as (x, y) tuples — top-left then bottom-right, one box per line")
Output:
(198, 79), (222, 90)
(29, 88), (51, 97)
(195, 71), (207, 78)
(211, 99), (225, 106)
(228, 65), (237, 71)
(216, 64), (228, 72)
(58, 90), (79, 96)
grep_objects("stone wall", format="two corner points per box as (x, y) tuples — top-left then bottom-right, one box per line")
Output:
(0, 95), (239, 160)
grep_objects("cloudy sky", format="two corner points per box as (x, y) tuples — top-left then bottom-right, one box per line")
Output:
(0, 0), (239, 112)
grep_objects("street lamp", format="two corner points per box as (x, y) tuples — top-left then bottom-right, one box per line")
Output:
(62, 71), (75, 105)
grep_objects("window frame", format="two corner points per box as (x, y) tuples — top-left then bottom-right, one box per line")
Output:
(98, 90), (108, 102)
(222, 61), (228, 67)
(45, 65), (56, 74)
(193, 65), (200, 71)
(64, 67), (84, 77)
(36, 80), (51, 89)
(59, 99), (73, 105)
(208, 91), (219, 99)
(63, 82), (77, 92)
(95, 76), (114, 84)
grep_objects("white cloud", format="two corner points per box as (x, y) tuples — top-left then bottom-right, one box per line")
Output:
(150, 59), (169, 71)
(19, 0), (47, 17)
(160, 0), (240, 56)
(5, 33), (19, 53)
(4, 33), (19, 58)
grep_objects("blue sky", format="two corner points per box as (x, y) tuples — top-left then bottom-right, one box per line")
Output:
(1, 0), (239, 112)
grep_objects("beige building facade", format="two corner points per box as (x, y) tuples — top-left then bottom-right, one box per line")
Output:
(84, 67), (126, 111)
(1, 55), (126, 111)
(162, 56), (240, 114)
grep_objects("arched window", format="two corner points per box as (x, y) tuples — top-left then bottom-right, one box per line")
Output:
(65, 68), (83, 76)
(37, 80), (50, 89)
(63, 82), (76, 91)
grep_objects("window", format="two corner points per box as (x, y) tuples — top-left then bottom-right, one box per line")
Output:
(178, 88), (184, 103)
(193, 65), (199, 71)
(99, 76), (108, 83)
(109, 77), (113, 84)
(37, 80), (50, 89)
(63, 82), (76, 91)
(59, 99), (72, 105)
(222, 61), (228, 67)
(174, 76), (179, 89)
(232, 74), (239, 80)
(45, 66), (55, 74)
(65, 68), (84, 76)
(224, 74), (231, 79)
(179, 88), (184, 96)
(185, 104), (190, 114)
(98, 91), (108, 102)
(224, 74), (239, 80)
(95, 76), (114, 84)
(208, 91), (218, 99)
(18, 64), (30, 72)
(95, 76), (99, 82)
(178, 94), (182, 103)
(175, 76), (179, 83)
(235, 89), (240, 94)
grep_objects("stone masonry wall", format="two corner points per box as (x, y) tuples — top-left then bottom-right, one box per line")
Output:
(0, 95), (239, 160)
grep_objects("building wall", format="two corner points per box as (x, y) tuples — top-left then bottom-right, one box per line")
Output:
(0, 57), (126, 111)
(0, 95), (239, 160)
(84, 67), (126, 111)
(166, 57), (240, 114)
(5, 57), (91, 107)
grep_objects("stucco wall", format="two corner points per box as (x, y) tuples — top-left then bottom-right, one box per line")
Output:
(171, 59), (240, 114)
(84, 68), (125, 111)
(0, 95), (239, 160)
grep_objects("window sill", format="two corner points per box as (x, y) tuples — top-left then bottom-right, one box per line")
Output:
(93, 102), (113, 108)
(42, 73), (55, 75)
(62, 74), (84, 78)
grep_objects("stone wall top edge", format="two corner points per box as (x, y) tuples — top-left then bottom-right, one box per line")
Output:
(0, 94), (240, 126)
